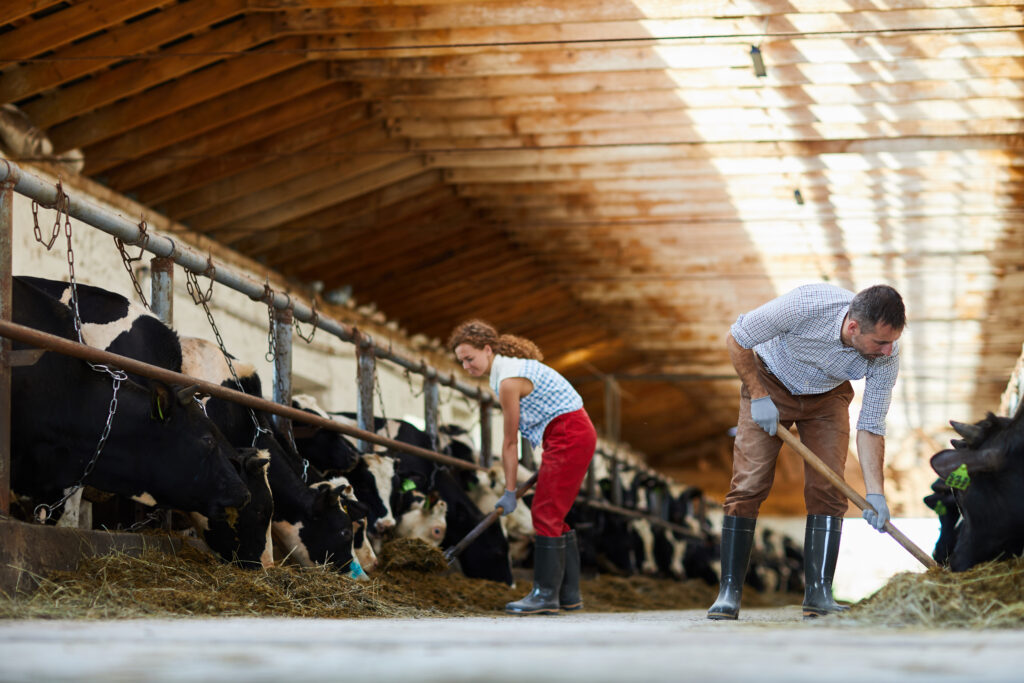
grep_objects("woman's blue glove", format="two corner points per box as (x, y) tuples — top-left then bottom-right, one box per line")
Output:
(495, 489), (517, 516)
(750, 396), (779, 436)
(862, 494), (890, 531)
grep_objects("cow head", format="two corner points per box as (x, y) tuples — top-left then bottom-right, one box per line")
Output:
(396, 491), (448, 547)
(928, 409), (1024, 571)
(191, 448), (274, 569)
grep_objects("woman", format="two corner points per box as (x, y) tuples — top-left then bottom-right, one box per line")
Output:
(449, 320), (597, 615)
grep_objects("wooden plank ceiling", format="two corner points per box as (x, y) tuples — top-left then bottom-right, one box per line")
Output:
(2, 0), (1023, 513)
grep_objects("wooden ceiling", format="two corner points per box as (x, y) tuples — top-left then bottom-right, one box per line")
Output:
(3, 1), (1023, 512)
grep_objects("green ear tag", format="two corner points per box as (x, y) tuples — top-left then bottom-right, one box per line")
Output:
(402, 478), (417, 492)
(934, 500), (947, 516)
(945, 463), (971, 490)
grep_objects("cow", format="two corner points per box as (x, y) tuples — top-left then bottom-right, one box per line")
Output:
(923, 479), (960, 565)
(18, 276), (274, 569)
(178, 337), (360, 575)
(333, 413), (514, 585)
(289, 394), (361, 475)
(929, 409), (1024, 571)
(395, 490), (448, 548)
(10, 277), (250, 524)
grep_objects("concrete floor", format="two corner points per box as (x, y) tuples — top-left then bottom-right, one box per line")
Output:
(2, 608), (1023, 683)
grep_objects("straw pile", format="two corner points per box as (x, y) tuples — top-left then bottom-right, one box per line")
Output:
(0, 537), (783, 620)
(843, 558), (1024, 629)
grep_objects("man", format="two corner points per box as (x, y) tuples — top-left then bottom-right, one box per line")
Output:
(707, 283), (905, 620)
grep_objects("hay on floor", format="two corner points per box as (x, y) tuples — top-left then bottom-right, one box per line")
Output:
(843, 558), (1024, 629)
(0, 537), (796, 619)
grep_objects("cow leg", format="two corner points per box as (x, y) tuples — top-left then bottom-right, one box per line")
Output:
(802, 515), (849, 617)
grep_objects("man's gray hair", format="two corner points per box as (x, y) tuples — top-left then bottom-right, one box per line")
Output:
(849, 285), (906, 332)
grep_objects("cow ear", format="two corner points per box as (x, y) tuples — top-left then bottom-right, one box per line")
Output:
(176, 383), (201, 406)
(931, 447), (1006, 479)
(150, 383), (173, 422)
(245, 454), (271, 477)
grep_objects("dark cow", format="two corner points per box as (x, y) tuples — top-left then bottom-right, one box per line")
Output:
(290, 395), (361, 474)
(19, 276), (274, 568)
(930, 409), (1024, 571)
(923, 479), (961, 565)
(335, 413), (514, 585)
(11, 277), (249, 522)
(179, 337), (359, 575)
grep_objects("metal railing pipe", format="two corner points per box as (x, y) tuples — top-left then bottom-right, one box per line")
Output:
(0, 160), (488, 401)
(0, 319), (486, 473)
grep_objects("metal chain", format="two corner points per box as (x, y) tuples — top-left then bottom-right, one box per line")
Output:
(403, 367), (425, 398)
(293, 297), (318, 344)
(126, 510), (164, 532)
(112, 218), (151, 310)
(34, 369), (126, 523)
(185, 268), (269, 448)
(30, 179), (67, 250)
(374, 369), (393, 441)
(258, 281), (277, 363)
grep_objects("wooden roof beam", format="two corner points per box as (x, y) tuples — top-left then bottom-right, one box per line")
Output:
(278, 4), (1022, 35)
(84, 62), (342, 175)
(186, 149), (414, 232)
(164, 123), (395, 221)
(0, 0), (248, 104)
(105, 92), (371, 196)
(256, 177), (454, 264)
(0, 0), (169, 63)
(0, 1), (67, 27)
(373, 79), (1024, 117)
(46, 34), (306, 153)
(396, 118), (1024, 148)
(202, 156), (429, 235)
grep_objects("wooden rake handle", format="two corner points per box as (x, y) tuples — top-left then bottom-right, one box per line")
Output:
(776, 425), (938, 569)
(443, 471), (540, 565)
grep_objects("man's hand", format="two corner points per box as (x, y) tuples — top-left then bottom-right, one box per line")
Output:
(750, 396), (779, 436)
(495, 489), (517, 516)
(862, 493), (890, 531)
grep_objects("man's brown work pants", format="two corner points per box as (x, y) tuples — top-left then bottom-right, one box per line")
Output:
(723, 357), (854, 519)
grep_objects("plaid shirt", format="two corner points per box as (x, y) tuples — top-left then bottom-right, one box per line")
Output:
(730, 283), (900, 436)
(490, 355), (583, 447)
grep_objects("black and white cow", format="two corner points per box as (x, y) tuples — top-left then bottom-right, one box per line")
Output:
(929, 410), (1024, 571)
(923, 478), (960, 566)
(333, 413), (514, 585)
(19, 276), (275, 569)
(178, 337), (360, 575)
(11, 277), (250, 522)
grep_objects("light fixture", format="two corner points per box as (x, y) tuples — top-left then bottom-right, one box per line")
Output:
(793, 189), (805, 205)
(749, 45), (767, 78)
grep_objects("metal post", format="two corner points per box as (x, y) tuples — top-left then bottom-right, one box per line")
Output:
(423, 370), (439, 451)
(356, 332), (375, 454)
(0, 180), (12, 515)
(610, 456), (623, 507)
(272, 307), (293, 434)
(479, 400), (492, 468)
(149, 256), (175, 529)
(149, 257), (174, 325)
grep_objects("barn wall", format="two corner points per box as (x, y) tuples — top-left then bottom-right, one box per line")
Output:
(10, 164), (496, 448)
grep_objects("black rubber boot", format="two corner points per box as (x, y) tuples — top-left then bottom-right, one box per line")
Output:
(802, 514), (850, 618)
(706, 515), (757, 621)
(560, 530), (583, 611)
(506, 535), (565, 615)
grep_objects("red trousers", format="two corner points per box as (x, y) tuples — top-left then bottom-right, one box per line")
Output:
(531, 408), (597, 537)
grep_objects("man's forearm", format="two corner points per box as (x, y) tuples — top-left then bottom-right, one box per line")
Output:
(727, 333), (768, 399)
(857, 430), (886, 494)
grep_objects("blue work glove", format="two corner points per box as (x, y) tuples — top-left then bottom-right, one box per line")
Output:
(750, 396), (779, 436)
(863, 493), (890, 531)
(495, 489), (517, 516)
